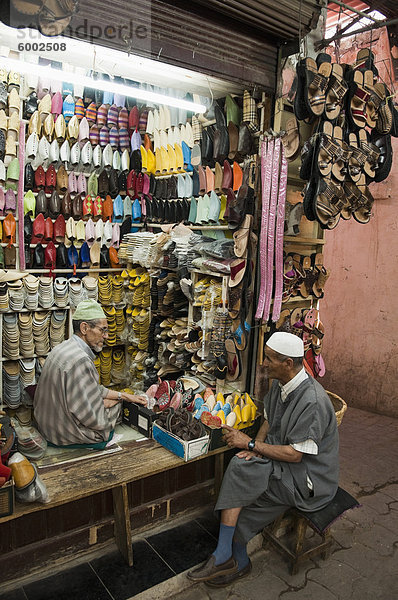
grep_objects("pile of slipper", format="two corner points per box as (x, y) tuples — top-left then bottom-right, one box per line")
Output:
(293, 50), (397, 229)
(194, 389), (258, 430)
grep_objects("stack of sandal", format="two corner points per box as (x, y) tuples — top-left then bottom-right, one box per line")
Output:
(294, 50), (397, 229)
(155, 407), (206, 441)
(283, 252), (330, 301)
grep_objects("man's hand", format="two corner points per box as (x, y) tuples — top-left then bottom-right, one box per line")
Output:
(122, 392), (147, 406)
(236, 450), (261, 461)
(104, 398), (120, 408)
(221, 424), (251, 449)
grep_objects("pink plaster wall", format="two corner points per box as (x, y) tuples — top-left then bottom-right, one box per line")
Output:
(321, 144), (398, 417)
(318, 27), (398, 418)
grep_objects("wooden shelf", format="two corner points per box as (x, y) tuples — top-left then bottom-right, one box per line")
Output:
(23, 268), (124, 273)
(146, 223), (229, 230)
(284, 236), (325, 245)
(287, 176), (305, 187)
(191, 268), (229, 279)
(1, 352), (50, 362)
(0, 306), (70, 313)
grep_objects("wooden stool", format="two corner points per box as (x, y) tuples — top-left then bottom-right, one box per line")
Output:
(262, 487), (359, 574)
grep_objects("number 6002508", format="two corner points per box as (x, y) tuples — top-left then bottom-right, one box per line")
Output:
(18, 42), (67, 51)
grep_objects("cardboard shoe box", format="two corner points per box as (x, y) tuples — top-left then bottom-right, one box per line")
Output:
(152, 422), (209, 461)
(122, 401), (157, 437)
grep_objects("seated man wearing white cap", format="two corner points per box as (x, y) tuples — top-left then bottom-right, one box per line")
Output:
(34, 299), (146, 449)
(188, 332), (339, 587)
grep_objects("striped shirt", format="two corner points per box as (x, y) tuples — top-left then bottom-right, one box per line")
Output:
(33, 335), (118, 446)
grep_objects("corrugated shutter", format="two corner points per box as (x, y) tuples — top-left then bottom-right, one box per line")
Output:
(186, 0), (325, 40)
(63, 0), (278, 91)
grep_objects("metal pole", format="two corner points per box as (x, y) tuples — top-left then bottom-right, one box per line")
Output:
(316, 16), (398, 50)
(329, 0), (381, 23)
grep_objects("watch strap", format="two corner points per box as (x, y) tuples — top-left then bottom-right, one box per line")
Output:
(248, 438), (256, 451)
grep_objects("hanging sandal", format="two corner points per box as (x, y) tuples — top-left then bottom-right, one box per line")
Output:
(331, 125), (350, 182)
(311, 320), (325, 355)
(357, 129), (380, 179)
(347, 132), (366, 183)
(312, 175), (345, 230)
(316, 122), (335, 177)
(312, 265), (330, 298)
(353, 176), (374, 225)
(374, 83), (393, 134)
(324, 63), (348, 120)
(280, 116), (300, 161)
(301, 57), (332, 117)
(347, 70), (373, 129)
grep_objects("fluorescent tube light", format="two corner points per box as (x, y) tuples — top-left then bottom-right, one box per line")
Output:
(2, 56), (207, 113)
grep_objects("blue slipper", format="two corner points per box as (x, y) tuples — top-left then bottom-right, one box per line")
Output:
(112, 194), (124, 223)
(68, 244), (78, 268)
(132, 197), (141, 222)
(63, 94), (75, 123)
(232, 322), (251, 351)
(182, 141), (193, 172)
(80, 241), (90, 266)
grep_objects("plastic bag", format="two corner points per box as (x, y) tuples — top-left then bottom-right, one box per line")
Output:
(13, 423), (47, 460)
(16, 465), (50, 504)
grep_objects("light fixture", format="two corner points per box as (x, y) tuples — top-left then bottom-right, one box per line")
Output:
(1, 56), (207, 113)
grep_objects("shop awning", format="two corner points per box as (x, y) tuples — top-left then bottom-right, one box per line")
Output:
(0, 0), (282, 91)
(184, 0), (325, 40)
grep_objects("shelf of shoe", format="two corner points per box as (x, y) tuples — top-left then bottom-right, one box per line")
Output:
(191, 268), (229, 279)
(0, 243), (18, 247)
(284, 236), (325, 245)
(151, 265), (178, 272)
(287, 176), (305, 187)
(280, 296), (315, 306)
(0, 306), (71, 313)
(1, 352), (51, 362)
(23, 268), (124, 273)
(146, 223), (229, 230)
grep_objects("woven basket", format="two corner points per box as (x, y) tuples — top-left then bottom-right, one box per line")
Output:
(327, 391), (347, 427)
(0, 478), (14, 517)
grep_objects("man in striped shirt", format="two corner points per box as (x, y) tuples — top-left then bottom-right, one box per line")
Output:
(34, 300), (146, 448)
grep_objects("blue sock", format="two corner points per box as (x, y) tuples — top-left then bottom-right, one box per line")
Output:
(232, 539), (250, 571)
(212, 523), (235, 565)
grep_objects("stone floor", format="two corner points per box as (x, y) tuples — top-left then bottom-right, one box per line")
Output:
(170, 406), (398, 600)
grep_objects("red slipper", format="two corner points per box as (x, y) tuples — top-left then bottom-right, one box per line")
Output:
(155, 380), (171, 411)
(201, 412), (222, 429)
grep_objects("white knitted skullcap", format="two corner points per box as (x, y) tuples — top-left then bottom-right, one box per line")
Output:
(266, 332), (304, 357)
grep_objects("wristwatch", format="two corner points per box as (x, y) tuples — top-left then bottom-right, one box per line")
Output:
(247, 438), (256, 451)
(117, 391), (122, 402)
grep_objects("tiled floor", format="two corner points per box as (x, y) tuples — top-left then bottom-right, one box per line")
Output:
(0, 512), (219, 600)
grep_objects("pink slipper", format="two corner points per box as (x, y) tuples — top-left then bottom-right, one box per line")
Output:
(146, 383), (159, 398)
(170, 392), (181, 410)
(314, 354), (326, 377)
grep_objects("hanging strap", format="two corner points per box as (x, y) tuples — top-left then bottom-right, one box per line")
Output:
(255, 138), (273, 320)
(18, 121), (26, 270)
(262, 137), (281, 323)
(271, 142), (288, 323)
